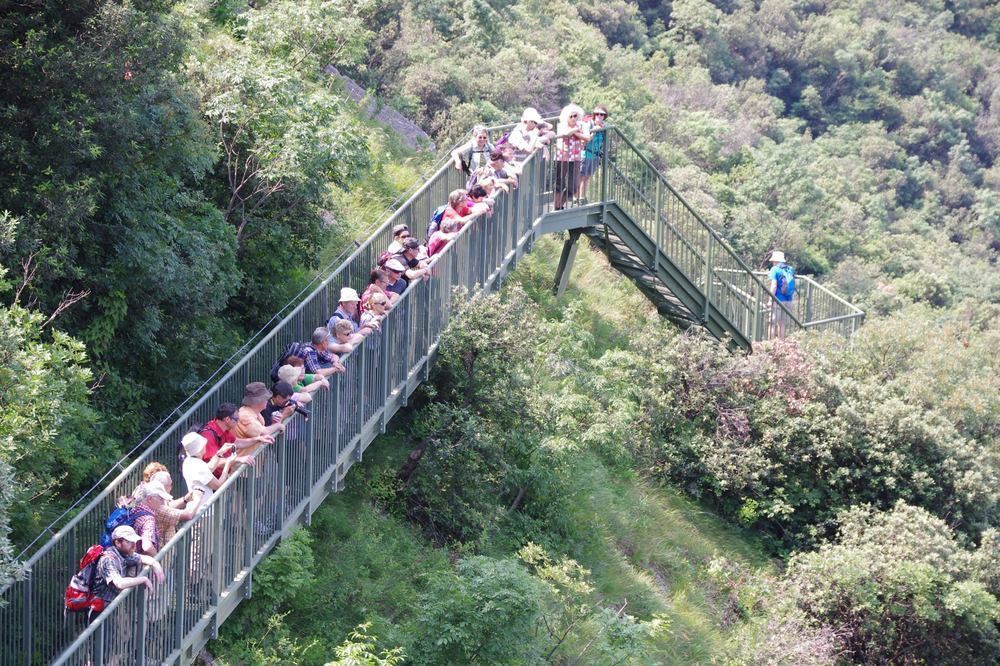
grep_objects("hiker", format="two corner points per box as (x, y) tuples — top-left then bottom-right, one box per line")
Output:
(451, 125), (493, 174)
(262, 381), (298, 426)
(383, 259), (408, 298)
(129, 480), (172, 555)
(144, 471), (204, 542)
(427, 219), (459, 257)
(297, 328), (344, 375)
(578, 104), (608, 200)
(385, 224), (411, 255)
(328, 287), (364, 336)
(360, 268), (397, 312)
(441, 189), (483, 231)
(328, 318), (363, 354)
(277, 364), (329, 401)
(181, 431), (239, 503)
(767, 250), (796, 339)
(234, 381), (288, 444)
(554, 104), (590, 210)
(508, 107), (553, 163)
(360, 293), (389, 333)
(392, 237), (431, 283)
(90, 526), (165, 606)
(198, 402), (271, 477)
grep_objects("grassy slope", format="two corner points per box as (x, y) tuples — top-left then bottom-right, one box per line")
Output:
(216, 232), (772, 664)
(512, 236), (773, 662)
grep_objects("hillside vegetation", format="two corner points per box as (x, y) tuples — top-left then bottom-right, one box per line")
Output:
(1, 0), (998, 662)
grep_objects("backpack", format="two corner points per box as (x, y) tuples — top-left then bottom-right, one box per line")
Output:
(64, 545), (107, 617)
(427, 204), (448, 241)
(270, 341), (305, 383)
(100, 507), (131, 548)
(776, 264), (796, 298)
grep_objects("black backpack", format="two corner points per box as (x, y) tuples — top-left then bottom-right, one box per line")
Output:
(270, 341), (305, 383)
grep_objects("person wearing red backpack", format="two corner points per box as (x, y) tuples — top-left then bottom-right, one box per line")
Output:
(66, 525), (164, 621)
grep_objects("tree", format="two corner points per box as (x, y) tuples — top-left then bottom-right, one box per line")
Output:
(786, 502), (1000, 664)
(411, 556), (546, 664)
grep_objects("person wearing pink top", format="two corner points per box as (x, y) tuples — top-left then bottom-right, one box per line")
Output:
(554, 104), (590, 210)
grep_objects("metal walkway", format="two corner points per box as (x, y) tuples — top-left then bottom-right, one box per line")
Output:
(0, 125), (864, 665)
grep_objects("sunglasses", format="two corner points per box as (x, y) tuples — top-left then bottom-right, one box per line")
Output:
(594, 112), (607, 117)
(569, 114), (579, 118)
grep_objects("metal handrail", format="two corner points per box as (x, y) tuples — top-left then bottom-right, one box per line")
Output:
(3, 121), (864, 665)
(608, 128), (789, 323)
(11, 136), (474, 563)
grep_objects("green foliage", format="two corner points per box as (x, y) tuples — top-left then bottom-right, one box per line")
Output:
(410, 555), (546, 664)
(326, 623), (405, 666)
(249, 527), (316, 612)
(785, 502), (1000, 664)
(0, 1), (243, 438)
(0, 303), (113, 547)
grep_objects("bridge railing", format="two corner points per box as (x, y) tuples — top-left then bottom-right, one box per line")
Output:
(2, 118), (863, 665)
(2, 128), (553, 666)
(601, 127), (863, 341)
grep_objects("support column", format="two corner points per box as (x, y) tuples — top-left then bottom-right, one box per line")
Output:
(552, 229), (583, 297)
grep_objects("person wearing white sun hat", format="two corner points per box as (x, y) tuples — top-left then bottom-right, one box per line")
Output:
(181, 431), (238, 504)
(767, 250), (796, 339)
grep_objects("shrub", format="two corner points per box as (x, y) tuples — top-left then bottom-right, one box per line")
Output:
(786, 502), (1000, 664)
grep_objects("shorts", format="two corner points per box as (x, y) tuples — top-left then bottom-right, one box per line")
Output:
(554, 160), (581, 197)
(770, 300), (793, 323)
(580, 157), (599, 177)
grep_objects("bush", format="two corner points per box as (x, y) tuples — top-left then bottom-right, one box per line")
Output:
(786, 502), (1000, 664)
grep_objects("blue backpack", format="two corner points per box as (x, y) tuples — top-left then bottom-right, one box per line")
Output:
(99, 505), (154, 548)
(100, 507), (131, 548)
(776, 264), (796, 298)
(427, 205), (448, 241)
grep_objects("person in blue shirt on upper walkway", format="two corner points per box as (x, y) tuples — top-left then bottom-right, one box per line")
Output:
(767, 250), (796, 339)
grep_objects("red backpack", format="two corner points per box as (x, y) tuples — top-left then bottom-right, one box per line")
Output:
(64, 544), (107, 618)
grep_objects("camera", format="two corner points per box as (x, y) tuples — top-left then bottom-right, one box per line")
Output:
(289, 399), (311, 420)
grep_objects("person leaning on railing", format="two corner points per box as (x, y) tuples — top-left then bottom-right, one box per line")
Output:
(129, 480), (172, 556)
(277, 363), (329, 404)
(360, 268), (398, 312)
(508, 107), (553, 163)
(180, 432), (241, 503)
(90, 525), (165, 611)
(197, 402), (271, 477)
(144, 471), (204, 542)
(392, 237), (431, 283)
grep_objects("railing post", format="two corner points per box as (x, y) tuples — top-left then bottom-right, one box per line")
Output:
(704, 240), (714, 321)
(654, 177), (663, 278)
(22, 577), (31, 666)
(243, 466), (255, 592)
(212, 501), (223, 600)
(805, 280), (814, 325)
(135, 582), (147, 666)
(174, 535), (188, 647)
(277, 431), (286, 526)
(379, 328), (390, 432)
(600, 130), (611, 205)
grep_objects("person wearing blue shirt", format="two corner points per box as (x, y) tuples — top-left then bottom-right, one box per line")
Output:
(767, 250), (795, 339)
(578, 104), (608, 201)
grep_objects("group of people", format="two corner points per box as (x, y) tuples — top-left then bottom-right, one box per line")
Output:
(67, 103), (612, 623)
(450, 104), (609, 211)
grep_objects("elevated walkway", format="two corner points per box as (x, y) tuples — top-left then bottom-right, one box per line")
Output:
(0, 125), (863, 665)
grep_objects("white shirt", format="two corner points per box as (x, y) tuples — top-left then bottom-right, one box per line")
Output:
(182, 456), (215, 504)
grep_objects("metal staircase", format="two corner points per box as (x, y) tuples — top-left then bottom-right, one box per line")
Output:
(0, 123), (863, 666)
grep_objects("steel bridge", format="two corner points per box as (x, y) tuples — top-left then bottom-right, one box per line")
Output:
(0, 124), (863, 665)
